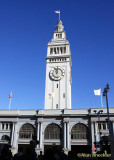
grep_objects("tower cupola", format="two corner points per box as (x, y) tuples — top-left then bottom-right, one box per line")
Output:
(53, 20), (66, 40)
(55, 20), (64, 32)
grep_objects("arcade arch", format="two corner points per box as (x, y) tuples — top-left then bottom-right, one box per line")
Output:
(44, 123), (61, 139)
(71, 123), (89, 139)
(19, 123), (35, 139)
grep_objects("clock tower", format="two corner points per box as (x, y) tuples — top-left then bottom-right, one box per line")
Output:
(45, 20), (72, 109)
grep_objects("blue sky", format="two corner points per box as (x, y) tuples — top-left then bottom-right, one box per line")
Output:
(0, 0), (113, 110)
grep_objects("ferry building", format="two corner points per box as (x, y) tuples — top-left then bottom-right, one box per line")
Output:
(0, 20), (114, 156)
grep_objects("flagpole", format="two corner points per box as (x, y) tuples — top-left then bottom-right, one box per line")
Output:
(9, 98), (11, 110)
(9, 91), (12, 110)
(59, 11), (60, 20)
(100, 88), (103, 108)
(94, 88), (103, 108)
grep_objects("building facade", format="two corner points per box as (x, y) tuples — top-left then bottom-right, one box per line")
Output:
(0, 108), (114, 155)
(0, 20), (114, 156)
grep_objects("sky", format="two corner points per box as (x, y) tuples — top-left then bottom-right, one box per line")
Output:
(0, 0), (114, 110)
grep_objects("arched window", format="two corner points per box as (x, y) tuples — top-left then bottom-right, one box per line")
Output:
(19, 123), (35, 139)
(71, 123), (89, 139)
(44, 123), (61, 139)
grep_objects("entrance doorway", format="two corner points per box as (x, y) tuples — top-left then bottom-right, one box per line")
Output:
(71, 145), (91, 154)
(44, 145), (62, 153)
(18, 144), (30, 153)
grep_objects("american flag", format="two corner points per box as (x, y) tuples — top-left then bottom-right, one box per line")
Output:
(9, 91), (12, 98)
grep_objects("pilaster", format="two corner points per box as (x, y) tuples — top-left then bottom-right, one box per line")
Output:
(11, 121), (18, 155)
(91, 121), (95, 153)
(35, 118), (43, 155)
(63, 118), (70, 154)
(64, 122), (66, 149)
(66, 122), (69, 149)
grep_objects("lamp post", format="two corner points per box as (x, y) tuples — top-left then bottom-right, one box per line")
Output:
(94, 110), (103, 152)
(103, 83), (113, 159)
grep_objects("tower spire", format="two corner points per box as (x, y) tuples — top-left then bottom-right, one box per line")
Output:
(55, 20), (64, 32)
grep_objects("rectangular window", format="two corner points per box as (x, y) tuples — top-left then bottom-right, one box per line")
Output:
(50, 48), (53, 55)
(64, 47), (66, 53)
(103, 123), (106, 130)
(63, 93), (65, 98)
(6, 124), (8, 130)
(57, 84), (58, 88)
(56, 104), (58, 109)
(2, 124), (4, 130)
(54, 48), (56, 54)
(10, 124), (12, 130)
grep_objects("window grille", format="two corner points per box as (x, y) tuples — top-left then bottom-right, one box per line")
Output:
(71, 123), (89, 139)
(44, 123), (61, 139)
(19, 123), (35, 139)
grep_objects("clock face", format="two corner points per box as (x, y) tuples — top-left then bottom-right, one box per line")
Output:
(50, 67), (65, 81)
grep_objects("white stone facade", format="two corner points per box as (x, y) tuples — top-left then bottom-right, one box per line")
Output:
(0, 109), (114, 155)
(45, 20), (71, 109)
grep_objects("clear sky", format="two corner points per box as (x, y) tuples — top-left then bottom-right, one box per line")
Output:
(0, 0), (113, 110)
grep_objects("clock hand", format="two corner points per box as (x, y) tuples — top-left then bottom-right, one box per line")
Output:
(55, 68), (58, 74)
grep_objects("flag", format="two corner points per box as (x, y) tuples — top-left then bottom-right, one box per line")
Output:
(54, 10), (60, 14)
(9, 92), (12, 98)
(94, 89), (101, 96)
(94, 88), (103, 108)
(9, 91), (12, 110)
(46, 92), (55, 99)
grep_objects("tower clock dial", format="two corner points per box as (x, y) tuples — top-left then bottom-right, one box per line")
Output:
(50, 67), (65, 81)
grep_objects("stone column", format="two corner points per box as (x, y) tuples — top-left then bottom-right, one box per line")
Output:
(94, 122), (98, 152)
(8, 123), (10, 130)
(11, 123), (14, 146)
(91, 121), (95, 153)
(4, 124), (6, 130)
(11, 122), (18, 155)
(37, 122), (40, 148)
(66, 122), (69, 149)
(35, 122), (40, 155)
(13, 122), (18, 148)
(35, 120), (43, 155)
(40, 122), (43, 149)
(64, 122), (66, 149)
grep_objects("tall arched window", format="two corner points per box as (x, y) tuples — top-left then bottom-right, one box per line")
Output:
(71, 123), (89, 139)
(44, 123), (61, 139)
(19, 123), (35, 139)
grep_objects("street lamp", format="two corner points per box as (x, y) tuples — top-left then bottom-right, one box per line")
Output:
(94, 110), (103, 152)
(103, 83), (112, 156)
